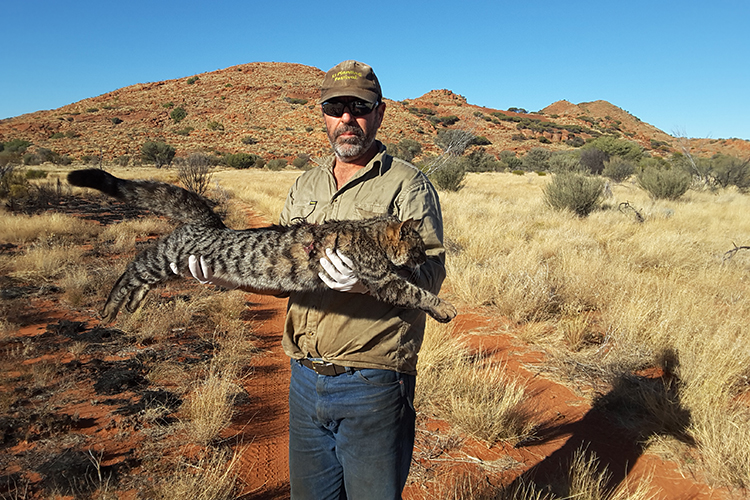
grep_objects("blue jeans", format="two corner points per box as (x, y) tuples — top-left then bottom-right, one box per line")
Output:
(288, 359), (416, 500)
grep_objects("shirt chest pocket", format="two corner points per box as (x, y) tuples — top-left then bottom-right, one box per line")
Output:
(289, 200), (321, 223)
(354, 202), (390, 220)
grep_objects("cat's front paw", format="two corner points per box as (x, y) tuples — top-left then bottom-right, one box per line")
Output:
(430, 299), (457, 323)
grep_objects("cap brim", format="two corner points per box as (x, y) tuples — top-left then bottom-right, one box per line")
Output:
(319, 88), (380, 104)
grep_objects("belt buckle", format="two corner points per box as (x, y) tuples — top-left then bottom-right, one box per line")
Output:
(311, 359), (333, 372)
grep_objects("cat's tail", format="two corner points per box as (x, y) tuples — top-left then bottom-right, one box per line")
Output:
(67, 169), (224, 227)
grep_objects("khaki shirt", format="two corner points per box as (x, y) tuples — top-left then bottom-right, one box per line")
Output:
(279, 143), (446, 375)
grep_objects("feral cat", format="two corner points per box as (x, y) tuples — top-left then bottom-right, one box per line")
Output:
(67, 169), (457, 324)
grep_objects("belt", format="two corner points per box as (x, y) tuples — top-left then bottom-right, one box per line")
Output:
(299, 358), (358, 376)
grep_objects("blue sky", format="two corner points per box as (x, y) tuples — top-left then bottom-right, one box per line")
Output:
(3, 0), (749, 140)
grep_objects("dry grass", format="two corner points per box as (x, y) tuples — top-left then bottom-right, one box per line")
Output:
(416, 321), (535, 444)
(213, 169), (303, 222)
(440, 172), (750, 488)
(155, 447), (241, 500)
(182, 363), (244, 446)
(115, 291), (199, 344)
(97, 216), (173, 254)
(425, 448), (655, 500)
(11, 241), (85, 280)
(0, 211), (102, 245)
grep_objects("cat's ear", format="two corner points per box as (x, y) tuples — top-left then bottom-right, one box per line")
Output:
(398, 218), (421, 237)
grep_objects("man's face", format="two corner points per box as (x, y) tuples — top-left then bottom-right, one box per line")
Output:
(323, 98), (385, 163)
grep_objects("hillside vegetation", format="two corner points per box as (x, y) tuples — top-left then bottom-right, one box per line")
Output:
(0, 62), (748, 171)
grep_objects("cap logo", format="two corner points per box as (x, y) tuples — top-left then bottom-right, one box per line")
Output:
(333, 70), (363, 82)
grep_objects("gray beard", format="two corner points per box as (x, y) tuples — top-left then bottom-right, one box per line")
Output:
(328, 124), (377, 162)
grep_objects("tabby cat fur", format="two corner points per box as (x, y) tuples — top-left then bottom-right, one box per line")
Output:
(67, 169), (457, 324)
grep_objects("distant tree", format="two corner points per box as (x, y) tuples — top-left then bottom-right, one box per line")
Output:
(141, 141), (176, 168)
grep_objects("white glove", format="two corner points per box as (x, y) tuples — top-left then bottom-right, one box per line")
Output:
(170, 255), (238, 290)
(319, 249), (368, 294)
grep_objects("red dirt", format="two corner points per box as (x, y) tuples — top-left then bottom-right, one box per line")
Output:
(0, 203), (736, 499)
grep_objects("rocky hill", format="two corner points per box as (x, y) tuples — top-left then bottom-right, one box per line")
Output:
(1, 62), (748, 164)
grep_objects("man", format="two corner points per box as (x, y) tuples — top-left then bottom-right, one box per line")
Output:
(187, 60), (446, 499)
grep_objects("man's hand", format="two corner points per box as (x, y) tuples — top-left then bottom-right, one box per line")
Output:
(170, 255), (238, 290)
(319, 249), (368, 294)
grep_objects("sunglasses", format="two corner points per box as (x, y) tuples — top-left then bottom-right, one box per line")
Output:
(321, 99), (379, 117)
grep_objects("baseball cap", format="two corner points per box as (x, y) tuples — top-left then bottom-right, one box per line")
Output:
(319, 60), (382, 104)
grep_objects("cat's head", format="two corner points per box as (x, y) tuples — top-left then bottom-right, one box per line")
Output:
(384, 218), (426, 268)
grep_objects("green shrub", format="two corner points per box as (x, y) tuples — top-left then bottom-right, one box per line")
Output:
(579, 147), (609, 174)
(499, 151), (522, 171)
(707, 154), (750, 190)
(0, 166), (29, 199)
(187, 76), (199, 85)
(174, 127), (194, 136)
(431, 115), (459, 126)
(206, 121), (224, 131)
(170, 106), (187, 123)
(284, 97), (308, 105)
(548, 152), (582, 173)
(637, 166), (691, 200)
(224, 153), (262, 169)
(511, 170), (525, 175)
(23, 153), (40, 165)
(472, 136), (491, 146)
(292, 154), (311, 170)
(427, 156), (466, 191)
(241, 136), (258, 145)
(386, 139), (423, 162)
(565, 136), (585, 147)
(3, 139), (31, 154)
(522, 147), (551, 172)
(583, 136), (643, 162)
(466, 149), (502, 172)
(86, 107), (99, 113)
(111, 117), (123, 125)
(543, 172), (604, 217)
(266, 159), (288, 171)
(25, 169), (48, 179)
(602, 157), (636, 182)
(141, 141), (176, 168)
(50, 132), (65, 139)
